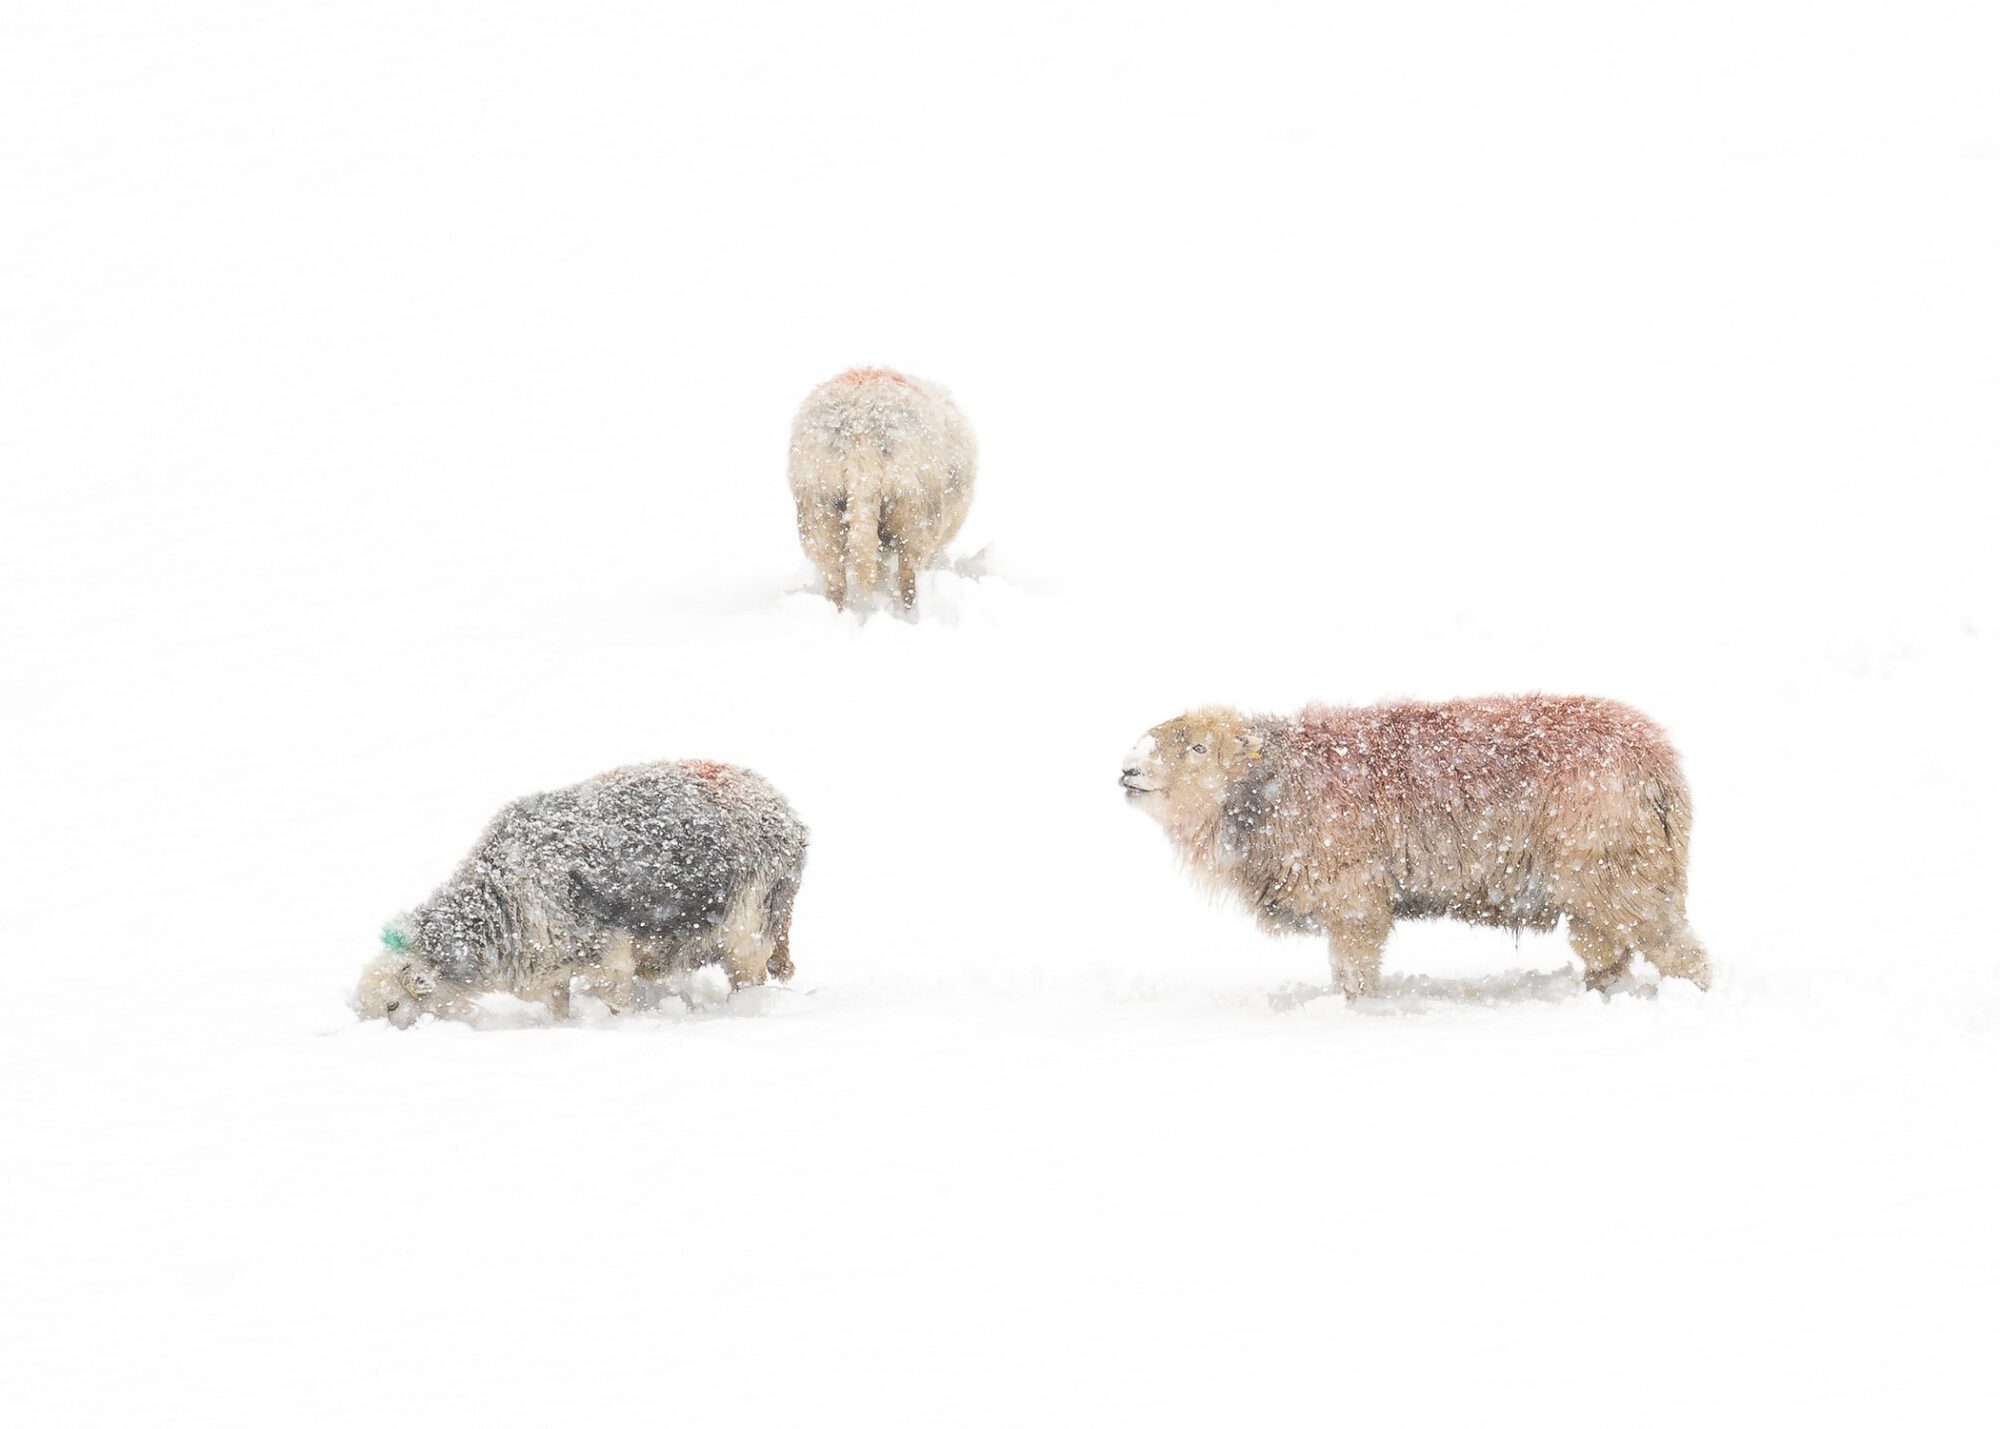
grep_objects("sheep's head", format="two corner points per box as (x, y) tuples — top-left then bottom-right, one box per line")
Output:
(1121, 708), (1264, 833)
(355, 941), (442, 1029)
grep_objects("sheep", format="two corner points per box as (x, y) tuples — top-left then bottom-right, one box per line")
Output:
(787, 367), (976, 612)
(1120, 695), (1709, 1000)
(356, 760), (807, 1027)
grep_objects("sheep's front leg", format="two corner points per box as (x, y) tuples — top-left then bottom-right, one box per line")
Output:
(1323, 872), (1392, 1002)
(590, 932), (641, 1013)
(1328, 930), (1386, 1001)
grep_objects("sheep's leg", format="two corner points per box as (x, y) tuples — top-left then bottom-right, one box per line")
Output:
(820, 512), (848, 609)
(765, 918), (795, 983)
(878, 501), (926, 614)
(588, 931), (641, 1013)
(840, 489), (882, 606)
(795, 492), (849, 608)
(1324, 874), (1392, 1001)
(763, 873), (799, 982)
(761, 917), (795, 983)
(715, 880), (778, 990)
(545, 980), (573, 1019)
(722, 936), (772, 990)
(1636, 907), (1710, 990)
(1328, 930), (1386, 1001)
(1569, 918), (1634, 994)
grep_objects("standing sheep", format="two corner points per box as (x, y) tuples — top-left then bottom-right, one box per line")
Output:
(788, 367), (976, 612)
(1120, 695), (1709, 1000)
(356, 761), (808, 1027)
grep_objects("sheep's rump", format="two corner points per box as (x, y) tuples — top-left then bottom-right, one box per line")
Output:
(787, 367), (975, 604)
(1244, 695), (1689, 934)
(416, 760), (808, 989)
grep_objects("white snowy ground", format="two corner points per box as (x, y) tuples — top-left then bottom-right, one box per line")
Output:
(3, 3), (1996, 1424)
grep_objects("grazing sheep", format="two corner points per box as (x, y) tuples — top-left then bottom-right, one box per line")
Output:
(356, 761), (807, 1028)
(788, 367), (976, 612)
(1120, 696), (1709, 1000)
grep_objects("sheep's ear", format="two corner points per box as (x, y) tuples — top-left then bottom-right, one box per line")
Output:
(1235, 730), (1264, 760)
(402, 964), (437, 996)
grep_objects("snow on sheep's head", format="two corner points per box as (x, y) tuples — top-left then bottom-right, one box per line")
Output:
(1121, 708), (1264, 831)
(355, 931), (441, 1029)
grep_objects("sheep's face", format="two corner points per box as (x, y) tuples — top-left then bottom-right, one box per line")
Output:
(355, 951), (441, 1029)
(1121, 708), (1264, 832)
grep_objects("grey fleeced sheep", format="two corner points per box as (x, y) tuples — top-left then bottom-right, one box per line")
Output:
(357, 761), (808, 1027)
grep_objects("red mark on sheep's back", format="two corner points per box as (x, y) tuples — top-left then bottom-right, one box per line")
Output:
(823, 367), (916, 389)
(681, 759), (731, 786)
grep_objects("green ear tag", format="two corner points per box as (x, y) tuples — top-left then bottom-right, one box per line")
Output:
(381, 926), (408, 952)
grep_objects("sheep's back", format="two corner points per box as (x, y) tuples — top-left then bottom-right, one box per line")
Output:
(1253, 697), (1686, 926)
(470, 762), (804, 950)
(788, 371), (975, 504)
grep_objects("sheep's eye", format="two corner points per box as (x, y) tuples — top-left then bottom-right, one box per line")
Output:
(1190, 744), (1206, 755)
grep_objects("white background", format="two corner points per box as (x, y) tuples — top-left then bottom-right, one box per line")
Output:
(3, 3), (1995, 1424)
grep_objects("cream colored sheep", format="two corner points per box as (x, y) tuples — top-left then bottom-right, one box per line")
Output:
(788, 367), (975, 612)
(1121, 695), (1709, 1000)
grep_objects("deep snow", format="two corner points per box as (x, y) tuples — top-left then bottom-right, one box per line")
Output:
(3, 3), (1997, 1425)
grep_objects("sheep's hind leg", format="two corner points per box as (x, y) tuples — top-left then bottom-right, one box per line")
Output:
(1569, 917), (1634, 995)
(765, 918), (795, 983)
(819, 526), (848, 609)
(723, 937), (773, 990)
(716, 882), (779, 991)
(793, 492), (850, 610)
(1637, 908), (1710, 991)
(763, 874), (799, 983)
(879, 502), (923, 614)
